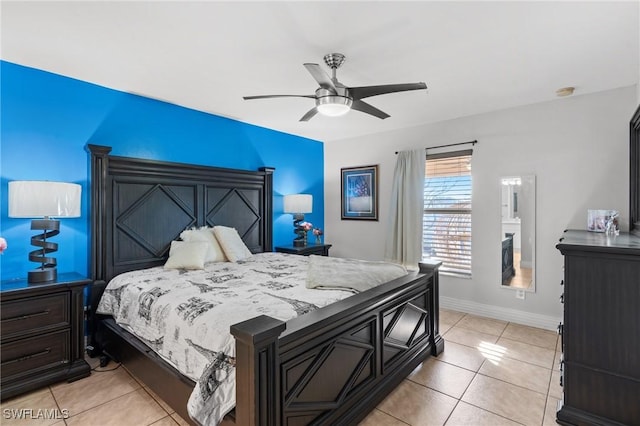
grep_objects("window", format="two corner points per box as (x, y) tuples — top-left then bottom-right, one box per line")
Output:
(423, 150), (472, 277)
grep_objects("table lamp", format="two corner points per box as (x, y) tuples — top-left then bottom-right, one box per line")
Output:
(283, 194), (312, 247)
(8, 181), (81, 283)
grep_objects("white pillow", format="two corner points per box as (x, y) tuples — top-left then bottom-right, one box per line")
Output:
(180, 227), (226, 263)
(164, 241), (209, 270)
(213, 226), (253, 262)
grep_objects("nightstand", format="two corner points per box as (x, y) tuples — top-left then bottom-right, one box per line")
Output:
(275, 244), (332, 256)
(0, 272), (91, 400)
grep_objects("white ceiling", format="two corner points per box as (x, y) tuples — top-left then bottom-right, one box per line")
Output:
(2, 1), (638, 143)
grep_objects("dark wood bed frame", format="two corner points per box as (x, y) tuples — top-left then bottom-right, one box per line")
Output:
(501, 233), (515, 284)
(86, 144), (443, 425)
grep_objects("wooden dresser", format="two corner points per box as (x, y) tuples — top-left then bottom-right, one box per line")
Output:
(556, 230), (640, 426)
(0, 273), (91, 400)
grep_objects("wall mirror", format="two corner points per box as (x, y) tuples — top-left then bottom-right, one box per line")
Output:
(501, 175), (536, 291)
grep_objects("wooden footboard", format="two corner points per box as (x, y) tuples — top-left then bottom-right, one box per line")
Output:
(232, 261), (442, 425)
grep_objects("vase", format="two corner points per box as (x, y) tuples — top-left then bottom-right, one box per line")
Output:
(315, 235), (322, 244)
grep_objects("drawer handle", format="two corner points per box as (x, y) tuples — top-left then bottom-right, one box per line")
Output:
(2, 348), (52, 366)
(1, 310), (50, 323)
(559, 293), (564, 303)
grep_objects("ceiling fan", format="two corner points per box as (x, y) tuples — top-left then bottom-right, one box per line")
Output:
(243, 53), (427, 121)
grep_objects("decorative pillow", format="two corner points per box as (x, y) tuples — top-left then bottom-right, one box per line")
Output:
(180, 227), (227, 263)
(164, 241), (209, 270)
(213, 226), (253, 262)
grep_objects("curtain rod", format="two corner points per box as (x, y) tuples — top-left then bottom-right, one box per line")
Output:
(395, 140), (477, 154)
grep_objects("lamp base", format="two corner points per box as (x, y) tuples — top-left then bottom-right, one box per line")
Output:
(292, 213), (307, 247)
(28, 218), (59, 284)
(28, 267), (57, 283)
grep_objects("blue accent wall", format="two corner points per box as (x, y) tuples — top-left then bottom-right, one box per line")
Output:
(0, 61), (324, 280)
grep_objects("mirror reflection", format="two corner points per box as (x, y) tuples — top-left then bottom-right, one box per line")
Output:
(501, 175), (535, 291)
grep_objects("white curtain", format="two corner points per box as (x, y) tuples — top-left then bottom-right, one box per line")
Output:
(384, 149), (426, 269)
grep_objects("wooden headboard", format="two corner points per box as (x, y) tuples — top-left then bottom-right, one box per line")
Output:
(88, 144), (274, 285)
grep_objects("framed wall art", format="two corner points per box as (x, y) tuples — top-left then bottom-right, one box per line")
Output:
(341, 165), (378, 220)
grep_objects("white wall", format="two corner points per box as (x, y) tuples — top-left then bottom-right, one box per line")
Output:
(324, 86), (637, 328)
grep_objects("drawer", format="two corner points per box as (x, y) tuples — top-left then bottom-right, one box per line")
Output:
(1, 293), (69, 339)
(0, 329), (70, 380)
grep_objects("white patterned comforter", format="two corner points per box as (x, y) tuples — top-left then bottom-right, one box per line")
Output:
(96, 252), (354, 425)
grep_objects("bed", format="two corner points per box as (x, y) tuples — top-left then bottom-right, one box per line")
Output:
(86, 144), (444, 425)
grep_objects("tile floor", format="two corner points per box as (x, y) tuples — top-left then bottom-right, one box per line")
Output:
(1, 309), (562, 426)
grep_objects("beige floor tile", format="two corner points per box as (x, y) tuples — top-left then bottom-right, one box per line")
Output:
(51, 367), (140, 416)
(445, 401), (521, 425)
(377, 380), (458, 426)
(408, 358), (475, 399)
(455, 314), (508, 336)
(495, 337), (556, 369)
(443, 326), (499, 349)
(66, 388), (166, 426)
(461, 375), (546, 426)
(150, 416), (179, 425)
(171, 413), (192, 426)
(439, 321), (454, 335)
(549, 370), (563, 400)
(143, 386), (175, 414)
(556, 335), (562, 352)
(0, 388), (62, 426)
(440, 309), (465, 325)
(478, 356), (551, 394)
(501, 323), (558, 350)
(359, 408), (408, 425)
(543, 396), (561, 426)
(436, 341), (486, 372)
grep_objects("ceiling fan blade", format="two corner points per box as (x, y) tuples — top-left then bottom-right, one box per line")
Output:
(243, 94), (315, 100)
(351, 100), (390, 120)
(349, 82), (427, 100)
(299, 107), (318, 122)
(303, 63), (337, 93)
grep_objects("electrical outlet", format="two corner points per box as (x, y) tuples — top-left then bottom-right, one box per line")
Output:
(516, 289), (526, 299)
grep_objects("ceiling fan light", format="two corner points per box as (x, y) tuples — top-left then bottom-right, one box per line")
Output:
(316, 96), (352, 117)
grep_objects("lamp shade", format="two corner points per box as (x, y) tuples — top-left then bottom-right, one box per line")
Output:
(283, 194), (312, 214)
(8, 181), (81, 218)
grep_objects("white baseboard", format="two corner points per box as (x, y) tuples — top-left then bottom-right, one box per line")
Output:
(440, 296), (561, 331)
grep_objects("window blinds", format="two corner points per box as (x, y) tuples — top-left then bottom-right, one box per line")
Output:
(423, 150), (472, 276)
